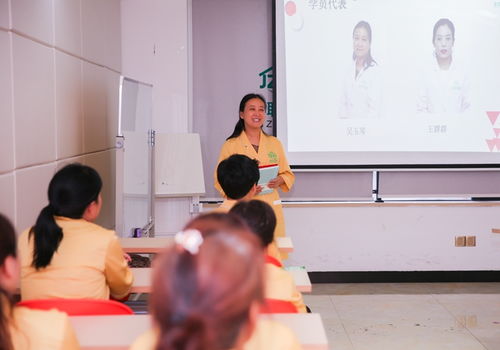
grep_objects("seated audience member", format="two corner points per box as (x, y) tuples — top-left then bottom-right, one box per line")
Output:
(216, 154), (282, 261)
(0, 213), (80, 349)
(230, 200), (307, 313)
(214, 154), (259, 212)
(18, 163), (133, 300)
(130, 213), (301, 350)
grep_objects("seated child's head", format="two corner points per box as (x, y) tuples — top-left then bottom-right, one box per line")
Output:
(230, 200), (276, 248)
(150, 213), (264, 350)
(0, 213), (18, 350)
(30, 163), (103, 269)
(46, 163), (103, 219)
(217, 154), (259, 200)
(0, 213), (18, 295)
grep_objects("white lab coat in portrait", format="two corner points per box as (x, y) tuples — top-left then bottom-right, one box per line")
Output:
(338, 60), (382, 119)
(417, 57), (470, 115)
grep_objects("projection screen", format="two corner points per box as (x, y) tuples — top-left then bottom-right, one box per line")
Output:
(275, 0), (500, 167)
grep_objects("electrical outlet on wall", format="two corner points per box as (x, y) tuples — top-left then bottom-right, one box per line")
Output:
(455, 236), (466, 247)
(466, 236), (476, 247)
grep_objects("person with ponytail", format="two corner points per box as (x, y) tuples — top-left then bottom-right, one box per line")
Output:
(18, 163), (133, 301)
(130, 213), (301, 350)
(214, 93), (295, 260)
(339, 20), (383, 119)
(0, 213), (80, 349)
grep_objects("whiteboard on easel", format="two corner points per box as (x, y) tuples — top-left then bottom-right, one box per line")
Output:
(155, 133), (206, 197)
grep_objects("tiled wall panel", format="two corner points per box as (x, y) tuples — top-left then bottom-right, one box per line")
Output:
(55, 50), (83, 159)
(0, 0), (9, 30)
(0, 173), (15, 227)
(0, 31), (14, 173)
(82, 0), (121, 71)
(12, 34), (56, 168)
(82, 62), (107, 153)
(15, 163), (56, 233)
(11, 0), (54, 46)
(56, 156), (85, 172)
(106, 70), (120, 148)
(54, 0), (81, 56)
(2, 2), (121, 230)
(84, 150), (116, 229)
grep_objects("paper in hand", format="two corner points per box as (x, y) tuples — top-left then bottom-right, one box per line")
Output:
(258, 164), (279, 195)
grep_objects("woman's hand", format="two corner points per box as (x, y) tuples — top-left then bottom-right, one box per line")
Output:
(267, 176), (284, 189)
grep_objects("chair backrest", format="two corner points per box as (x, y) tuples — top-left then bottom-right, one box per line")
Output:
(17, 298), (134, 316)
(260, 299), (298, 314)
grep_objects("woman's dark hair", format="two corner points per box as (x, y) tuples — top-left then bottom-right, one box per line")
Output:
(432, 18), (455, 43)
(230, 200), (276, 248)
(29, 163), (102, 269)
(352, 21), (376, 68)
(0, 214), (17, 350)
(226, 93), (267, 140)
(151, 213), (264, 350)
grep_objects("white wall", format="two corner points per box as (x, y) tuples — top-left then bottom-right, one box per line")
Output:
(121, 0), (190, 132)
(285, 203), (500, 271)
(121, 0), (193, 235)
(0, 0), (121, 231)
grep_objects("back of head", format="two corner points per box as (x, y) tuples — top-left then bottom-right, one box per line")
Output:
(230, 200), (276, 248)
(47, 163), (102, 218)
(0, 214), (16, 265)
(151, 213), (264, 350)
(0, 213), (17, 350)
(217, 154), (259, 200)
(30, 163), (103, 269)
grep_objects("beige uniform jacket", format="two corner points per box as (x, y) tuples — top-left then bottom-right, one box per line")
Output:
(129, 319), (302, 350)
(9, 304), (80, 350)
(265, 255), (307, 313)
(213, 198), (238, 213)
(19, 216), (133, 300)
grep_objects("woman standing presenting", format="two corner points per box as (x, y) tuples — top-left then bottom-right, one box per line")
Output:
(339, 20), (382, 119)
(215, 93), (294, 257)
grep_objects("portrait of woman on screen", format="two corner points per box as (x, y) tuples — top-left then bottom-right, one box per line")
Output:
(416, 18), (470, 115)
(338, 20), (383, 119)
